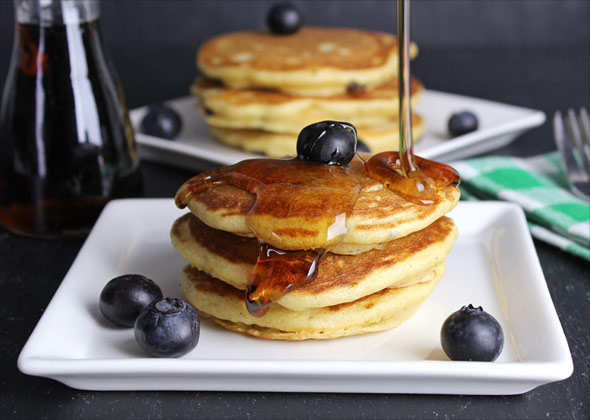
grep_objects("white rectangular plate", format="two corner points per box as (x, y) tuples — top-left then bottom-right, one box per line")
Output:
(130, 91), (545, 170)
(18, 200), (572, 394)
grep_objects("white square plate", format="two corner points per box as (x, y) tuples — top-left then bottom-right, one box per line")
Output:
(17, 200), (572, 394)
(130, 91), (545, 170)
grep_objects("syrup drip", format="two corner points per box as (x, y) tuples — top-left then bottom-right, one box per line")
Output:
(245, 246), (325, 317)
(365, 152), (460, 205)
(175, 157), (363, 317)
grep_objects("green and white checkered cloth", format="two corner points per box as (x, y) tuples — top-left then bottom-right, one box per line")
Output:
(452, 151), (590, 260)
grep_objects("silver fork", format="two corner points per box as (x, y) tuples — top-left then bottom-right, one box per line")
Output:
(553, 108), (590, 200)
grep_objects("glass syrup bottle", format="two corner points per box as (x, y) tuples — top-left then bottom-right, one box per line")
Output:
(0, 0), (143, 237)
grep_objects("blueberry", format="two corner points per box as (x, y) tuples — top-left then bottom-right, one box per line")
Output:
(134, 298), (200, 358)
(440, 304), (504, 361)
(448, 111), (478, 137)
(140, 104), (182, 139)
(99, 275), (163, 327)
(267, 2), (303, 35)
(297, 121), (358, 165)
(356, 139), (371, 153)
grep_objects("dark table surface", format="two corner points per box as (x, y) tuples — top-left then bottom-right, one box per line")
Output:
(1, 45), (589, 419)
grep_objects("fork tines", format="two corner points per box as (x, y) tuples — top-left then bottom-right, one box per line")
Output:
(553, 108), (590, 200)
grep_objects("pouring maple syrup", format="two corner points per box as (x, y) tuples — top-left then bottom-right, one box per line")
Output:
(397, 0), (416, 177)
(365, 0), (459, 205)
(175, 0), (459, 317)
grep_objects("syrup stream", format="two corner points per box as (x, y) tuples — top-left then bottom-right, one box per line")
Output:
(397, 0), (415, 176)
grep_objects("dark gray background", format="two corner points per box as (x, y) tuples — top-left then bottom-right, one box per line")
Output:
(1, 0), (589, 108)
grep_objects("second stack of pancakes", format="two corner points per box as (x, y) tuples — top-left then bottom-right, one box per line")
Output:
(192, 27), (425, 157)
(171, 152), (460, 340)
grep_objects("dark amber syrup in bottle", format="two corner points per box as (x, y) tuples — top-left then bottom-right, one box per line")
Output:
(0, 22), (142, 237)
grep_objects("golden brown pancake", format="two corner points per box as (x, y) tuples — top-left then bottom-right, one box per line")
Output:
(175, 156), (461, 251)
(198, 27), (418, 96)
(179, 263), (444, 340)
(171, 213), (457, 311)
(192, 76), (424, 123)
(201, 107), (422, 136)
(206, 114), (425, 157)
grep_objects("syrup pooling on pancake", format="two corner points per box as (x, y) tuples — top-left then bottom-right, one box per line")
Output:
(364, 152), (460, 205)
(175, 157), (364, 316)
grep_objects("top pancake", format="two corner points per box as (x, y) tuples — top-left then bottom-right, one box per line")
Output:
(175, 155), (461, 251)
(198, 27), (418, 96)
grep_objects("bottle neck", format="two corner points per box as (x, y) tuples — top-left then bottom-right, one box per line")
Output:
(15, 0), (100, 26)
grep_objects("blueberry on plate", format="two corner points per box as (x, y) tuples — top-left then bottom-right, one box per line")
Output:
(140, 103), (182, 139)
(267, 2), (303, 35)
(297, 120), (358, 165)
(99, 274), (163, 327)
(448, 111), (478, 137)
(440, 304), (504, 361)
(134, 298), (200, 358)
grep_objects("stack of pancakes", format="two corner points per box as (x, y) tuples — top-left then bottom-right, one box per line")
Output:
(192, 27), (425, 157)
(171, 156), (460, 340)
